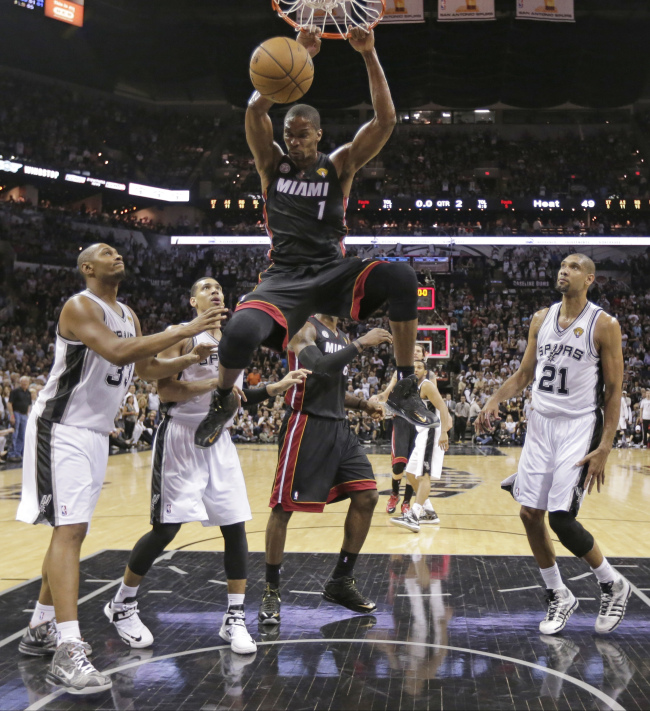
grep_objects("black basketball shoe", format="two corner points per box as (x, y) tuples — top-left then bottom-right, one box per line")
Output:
(385, 375), (440, 428)
(322, 576), (377, 614)
(258, 584), (281, 625)
(194, 389), (240, 448)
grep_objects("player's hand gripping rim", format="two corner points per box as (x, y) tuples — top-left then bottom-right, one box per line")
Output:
(297, 26), (322, 58)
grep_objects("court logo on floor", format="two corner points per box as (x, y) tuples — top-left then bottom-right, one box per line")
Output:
(379, 466), (481, 499)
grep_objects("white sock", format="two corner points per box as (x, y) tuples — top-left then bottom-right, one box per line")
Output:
(30, 602), (55, 628)
(56, 620), (81, 646)
(591, 558), (618, 585)
(228, 593), (245, 611)
(114, 582), (139, 604)
(412, 502), (424, 519)
(423, 499), (435, 512)
(540, 564), (565, 591)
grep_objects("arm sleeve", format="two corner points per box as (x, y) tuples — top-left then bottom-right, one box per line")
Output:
(298, 343), (360, 375)
(241, 385), (271, 406)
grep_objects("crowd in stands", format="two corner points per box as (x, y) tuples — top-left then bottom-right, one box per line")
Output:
(0, 73), (218, 189)
(1, 207), (649, 464)
(2, 71), (650, 204)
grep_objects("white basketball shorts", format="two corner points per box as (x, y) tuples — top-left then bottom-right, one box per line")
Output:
(509, 408), (602, 513)
(16, 415), (108, 527)
(406, 425), (444, 480)
(150, 418), (252, 527)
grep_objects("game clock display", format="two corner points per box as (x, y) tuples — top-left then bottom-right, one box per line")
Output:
(417, 287), (435, 310)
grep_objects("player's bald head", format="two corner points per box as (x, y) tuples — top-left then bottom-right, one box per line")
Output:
(566, 253), (596, 277)
(285, 103), (321, 131)
(77, 243), (107, 272)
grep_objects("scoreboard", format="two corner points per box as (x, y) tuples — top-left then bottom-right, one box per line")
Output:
(14, 0), (83, 25)
(417, 287), (435, 310)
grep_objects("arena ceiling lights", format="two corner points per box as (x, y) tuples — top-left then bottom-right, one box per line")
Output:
(171, 236), (650, 247)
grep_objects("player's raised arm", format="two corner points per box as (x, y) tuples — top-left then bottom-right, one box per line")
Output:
(60, 297), (224, 368)
(245, 92), (284, 190)
(330, 28), (396, 191)
(476, 308), (548, 431)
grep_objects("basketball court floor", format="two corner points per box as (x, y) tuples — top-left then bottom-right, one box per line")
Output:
(0, 443), (649, 710)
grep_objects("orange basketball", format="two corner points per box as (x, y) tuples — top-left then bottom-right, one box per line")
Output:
(249, 36), (314, 104)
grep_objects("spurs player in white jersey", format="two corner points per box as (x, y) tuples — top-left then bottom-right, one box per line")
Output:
(105, 277), (308, 655)
(477, 254), (630, 637)
(15, 244), (224, 695)
(389, 360), (453, 533)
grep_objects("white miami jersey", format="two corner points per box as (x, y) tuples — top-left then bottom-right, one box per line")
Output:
(33, 290), (136, 434)
(532, 300), (604, 419)
(166, 330), (243, 427)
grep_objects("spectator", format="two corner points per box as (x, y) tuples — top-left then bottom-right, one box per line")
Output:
(7, 375), (31, 462)
(454, 395), (470, 443)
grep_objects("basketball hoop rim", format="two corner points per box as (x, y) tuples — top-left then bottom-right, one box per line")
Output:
(272, 0), (386, 40)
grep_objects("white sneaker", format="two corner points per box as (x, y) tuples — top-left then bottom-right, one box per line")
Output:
(219, 611), (257, 655)
(104, 599), (154, 648)
(539, 587), (578, 635)
(389, 510), (420, 532)
(595, 576), (631, 634)
(46, 640), (112, 695)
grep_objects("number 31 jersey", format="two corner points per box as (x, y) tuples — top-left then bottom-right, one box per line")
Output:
(33, 290), (136, 434)
(532, 300), (604, 419)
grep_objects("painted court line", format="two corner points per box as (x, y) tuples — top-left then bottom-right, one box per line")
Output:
(23, 638), (626, 711)
(576, 597), (596, 601)
(612, 564), (638, 568)
(396, 593), (451, 597)
(628, 580), (650, 609)
(208, 580), (227, 586)
(498, 585), (541, 593)
(568, 572), (593, 581)
(168, 566), (188, 576)
(290, 590), (321, 595)
(85, 579), (115, 583)
(148, 591), (172, 594)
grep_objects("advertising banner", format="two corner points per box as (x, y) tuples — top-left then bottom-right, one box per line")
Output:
(438, 0), (495, 22)
(516, 0), (574, 22)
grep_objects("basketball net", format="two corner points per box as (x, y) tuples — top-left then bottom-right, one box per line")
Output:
(272, 0), (385, 39)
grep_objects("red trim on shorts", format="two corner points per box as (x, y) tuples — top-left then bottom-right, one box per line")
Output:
(350, 260), (386, 321)
(327, 479), (377, 504)
(284, 351), (306, 410)
(269, 411), (308, 508)
(235, 300), (289, 350)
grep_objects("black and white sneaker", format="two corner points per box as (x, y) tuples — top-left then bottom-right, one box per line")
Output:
(385, 375), (440, 428)
(104, 599), (153, 648)
(389, 509), (420, 533)
(19, 620), (92, 657)
(539, 587), (578, 635)
(322, 576), (377, 613)
(219, 611), (257, 655)
(595, 576), (631, 634)
(194, 390), (239, 448)
(419, 508), (440, 524)
(258, 584), (281, 626)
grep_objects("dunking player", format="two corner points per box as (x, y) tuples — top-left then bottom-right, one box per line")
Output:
(390, 359), (453, 532)
(258, 315), (390, 625)
(379, 343), (429, 515)
(195, 27), (437, 448)
(16, 245), (223, 694)
(104, 277), (308, 655)
(477, 254), (631, 635)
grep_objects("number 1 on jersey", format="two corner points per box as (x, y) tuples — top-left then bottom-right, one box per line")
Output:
(317, 200), (326, 220)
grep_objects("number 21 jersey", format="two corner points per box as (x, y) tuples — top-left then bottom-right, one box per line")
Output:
(532, 301), (604, 419)
(33, 290), (136, 434)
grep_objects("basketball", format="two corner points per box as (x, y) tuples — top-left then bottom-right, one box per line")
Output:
(249, 36), (314, 104)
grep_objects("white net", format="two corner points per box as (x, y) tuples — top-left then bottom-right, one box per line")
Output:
(273, 0), (385, 38)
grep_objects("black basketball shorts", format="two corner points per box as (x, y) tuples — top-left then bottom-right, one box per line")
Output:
(269, 409), (376, 513)
(235, 257), (386, 351)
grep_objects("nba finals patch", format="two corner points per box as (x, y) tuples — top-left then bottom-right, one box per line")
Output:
(279, 163), (291, 174)
(317, 168), (328, 178)
(573, 327), (584, 338)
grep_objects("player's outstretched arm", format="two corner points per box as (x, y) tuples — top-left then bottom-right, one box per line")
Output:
(577, 314), (624, 494)
(59, 296), (226, 368)
(289, 322), (392, 375)
(330, 28), (396, 190)
(476, 308), (547, 432)
(240, 369), (311, 406)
